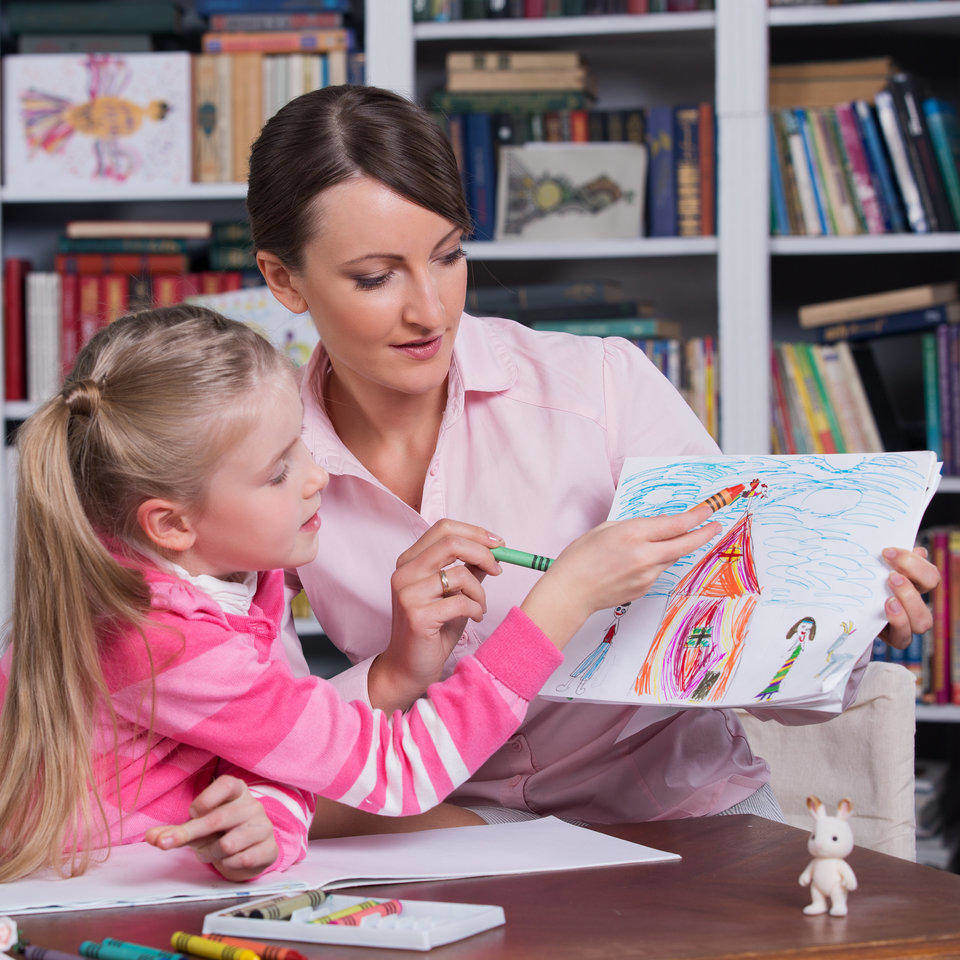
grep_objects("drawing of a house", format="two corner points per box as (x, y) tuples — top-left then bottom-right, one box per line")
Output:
(634, 509), (762, 703)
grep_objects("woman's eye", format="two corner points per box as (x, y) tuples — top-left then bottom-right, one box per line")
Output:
(438, 246), (466, 266)
(269, 465), (289, 486)
(354, 272), (393, 291)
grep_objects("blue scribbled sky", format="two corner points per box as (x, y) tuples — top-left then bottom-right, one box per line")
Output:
(612, 454), (931, 610)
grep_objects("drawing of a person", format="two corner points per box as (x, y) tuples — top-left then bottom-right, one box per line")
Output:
(558, 603), (631, 696)
(755, 616), (817, 702)
(815, 620), (856, 683)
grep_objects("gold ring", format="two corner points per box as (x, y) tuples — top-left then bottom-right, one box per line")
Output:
(439, 568), (452, 597)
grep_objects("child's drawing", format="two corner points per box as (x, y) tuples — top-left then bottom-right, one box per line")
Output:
(557, 603), (631, 696)
(21, 54), (169, 181)
(756, 617), (817, 701)
(815, 620), (857, 684)
(539, 452), (940, 712)
(634, 480), (764, 703)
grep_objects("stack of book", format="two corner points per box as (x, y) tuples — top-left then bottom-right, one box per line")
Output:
(769, 59), (960, 236)
(795, 282), (960, 471)
(466, 279), (718, 439)
(415, 1), (712, 19)
(878, 527), (960, 705)
(2, 220), (264, 403)
(434, 58), (715, 240)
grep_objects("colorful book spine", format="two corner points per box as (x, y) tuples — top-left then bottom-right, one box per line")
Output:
(818, 303), (959, 343)
(202, 29), (352, 54)
(853, 99), (906, 233)
(465, 113), (495, 241)
(922, 332), (942, 460)
(769, 115), (790, 236)
(3, 259), (29, 401)
(950, 531), (960, 705)
(60, 272), (79, 379)
(938, 324), (954, 476)
(529, 318), (678, 337)
(674, 106), (701, 237)
(824, 107), (868, 233)
(698, 102), (715, 236)
(922, 98), (960, 235)
(931, 530), (950, 704)
(951, 326), (960, 477)
(876, 89), (928, 233)
(796, 108), (831, 235)
(647, 106), (677, 237)
(800, 343), (843, 452)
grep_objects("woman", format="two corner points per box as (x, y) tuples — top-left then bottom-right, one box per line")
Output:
(248, 85), (938, 828)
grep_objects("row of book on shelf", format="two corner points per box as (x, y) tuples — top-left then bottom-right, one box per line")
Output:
(788, 280), (960, 474)
(2, 14), (363, 192)
(874, 527), (960, 706)
(769, 59), (960, 236)
(414, 0), (711, 18)
(434, 51), (715, 240)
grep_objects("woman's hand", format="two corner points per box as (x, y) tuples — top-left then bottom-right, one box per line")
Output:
(143, 775), (279, 882)
(879, 545), (940, 649)
(367, 519), (503, 712)
(520, 504), (721, 650)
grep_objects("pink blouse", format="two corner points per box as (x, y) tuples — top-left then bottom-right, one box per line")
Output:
(290, 313), (825, 822)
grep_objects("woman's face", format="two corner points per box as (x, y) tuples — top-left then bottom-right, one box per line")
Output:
(291, 176), (468, 398)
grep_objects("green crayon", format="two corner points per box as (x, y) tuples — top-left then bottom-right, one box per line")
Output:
(81, 944), (174, 960)
(491, 546), (555, 572)
(102, 941), (186, 960)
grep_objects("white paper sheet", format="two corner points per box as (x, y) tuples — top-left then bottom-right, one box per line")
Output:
(544, 452), (941, 714)
(1, 817), (678, 915)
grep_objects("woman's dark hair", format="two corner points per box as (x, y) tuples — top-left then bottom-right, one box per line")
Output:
(247, 84), (471, 272)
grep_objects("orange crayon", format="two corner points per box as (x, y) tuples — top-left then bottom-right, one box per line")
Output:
(698, 483), (745, 513)
(331, 900), (402, 926)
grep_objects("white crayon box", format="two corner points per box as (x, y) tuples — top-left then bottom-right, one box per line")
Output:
(203, 893), (505, 952)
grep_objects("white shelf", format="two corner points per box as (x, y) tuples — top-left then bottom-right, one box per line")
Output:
(5, 401), (40, 420)
(916, 703), (960, 723)
(771, 234), (960, 255)
(464, 236), (717, 260)
(294, 616), (324, 635)
(939, 477), (960, 493)
(769, 0), (960, 27)
(414, 11), (715, 41)
(0, 183), (248, 204)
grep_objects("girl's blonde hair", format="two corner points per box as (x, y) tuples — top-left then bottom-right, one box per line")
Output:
(0, 305), (292, 881)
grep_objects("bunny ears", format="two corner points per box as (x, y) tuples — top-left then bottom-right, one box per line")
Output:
(807, 796), (853, 820)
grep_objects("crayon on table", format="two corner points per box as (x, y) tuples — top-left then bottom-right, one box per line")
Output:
(102, 940), (187, 960)
(170, 935), (256, 960)
(25, 946), (87, 960)
(307, 900), (378, 925)
(490, 546), (554, 572)
(242, 888), (326, 920)
(81, 943), (177, 960)
(203, 939), (304, 960)
(331, 900), (402, 926)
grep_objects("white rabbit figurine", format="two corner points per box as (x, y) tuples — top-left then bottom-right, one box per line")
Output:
(799, 796), (858, 916)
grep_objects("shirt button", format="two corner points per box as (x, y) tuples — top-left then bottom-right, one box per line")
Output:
(429, 464), (438, 477)
(513, 739), (523, 752)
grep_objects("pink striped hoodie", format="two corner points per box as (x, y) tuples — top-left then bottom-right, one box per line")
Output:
(0, 560), (562, 879)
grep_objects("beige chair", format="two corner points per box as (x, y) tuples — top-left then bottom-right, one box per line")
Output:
(736, 661), (917, 861)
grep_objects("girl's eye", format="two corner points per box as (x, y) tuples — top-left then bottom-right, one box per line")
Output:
(354, 271), (393, 291)
(269, 465), (289, 486)
(438, 246), (465, 266)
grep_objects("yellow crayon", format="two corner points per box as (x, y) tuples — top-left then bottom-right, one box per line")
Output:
(307, 899), (378, 925)
(171, 935), (257, 960)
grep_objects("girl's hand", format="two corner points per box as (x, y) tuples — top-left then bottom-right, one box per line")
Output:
(520, 504), (721, 649)
(144, 775), (279, 882)
(368, 519), (503, 712)
(880, 545), (940, 649)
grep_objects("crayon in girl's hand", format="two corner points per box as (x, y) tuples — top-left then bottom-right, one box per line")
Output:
(697, 484), (745, 514)
(203, 940), (304, 960)
(491, 546), (554, 572)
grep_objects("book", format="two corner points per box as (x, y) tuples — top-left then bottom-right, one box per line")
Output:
(938, 324), (954, 474)
(931, 529), (950, 703)
(465, 113), (496, 242)
(875, 89), (928, 233)
(231, 53), (264, 183)
(698, 102), (715, 236)
(431, 90), (593, 115)
(5, 1), (180, 33)
(4, 260), (30, 401)
(18, 35), (153, 54)
(528, 318), (680, 337)
(646, 106), (676, 237)
(950, 531), (960, 705)
(674, 106), (701, 237)
(202, 30), (353, 54)
(56, 237), (188, 254)
(922, 98), (960, 233)
(833, 341), (883, 453)
(447, 70), (592, 93)
(799, 282), (958, 329)
(922, 332), (942, 461)
(3, 53), (191, 194)
(54, 254), (189, 275)
(67, 221), (212, 239)
(467, 280), (623, 314)
(491, 300), (652, 323)
(447, 52), (581, 73)
(208, 13), (344, 30)
(25, 272), (61, 404)
(833, 103), (885, 234)
(193, 54), (232, 184)
(796, 108), (831, 235)
(853, 99), (906, 234)
(818, 303), (960, 343)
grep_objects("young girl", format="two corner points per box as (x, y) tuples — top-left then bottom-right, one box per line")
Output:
(0, 305), (719, 883)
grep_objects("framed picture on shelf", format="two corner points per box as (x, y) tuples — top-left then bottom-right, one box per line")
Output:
(3, 52), (191, 193)
(494, 142), (647, 243)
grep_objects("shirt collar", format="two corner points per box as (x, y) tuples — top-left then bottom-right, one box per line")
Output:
(300, 312), (517, 476)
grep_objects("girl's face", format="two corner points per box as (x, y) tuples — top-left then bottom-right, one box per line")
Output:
(796, 622), (813, 644)
(186, 379), (329, 577)
(285, 176), (469, 398)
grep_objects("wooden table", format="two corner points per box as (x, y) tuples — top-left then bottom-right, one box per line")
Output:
(11, 816), (960, 960)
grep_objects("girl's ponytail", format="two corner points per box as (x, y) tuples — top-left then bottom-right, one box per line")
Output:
(0, 386), (149, 880)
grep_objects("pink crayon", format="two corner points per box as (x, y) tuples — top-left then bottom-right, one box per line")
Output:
(331, 900), (402, 926)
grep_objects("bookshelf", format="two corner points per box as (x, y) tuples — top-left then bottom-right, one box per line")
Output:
(768, 0), (960, 29)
